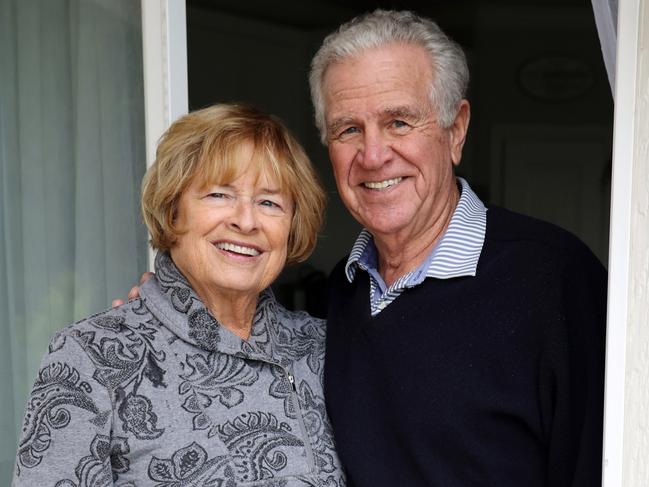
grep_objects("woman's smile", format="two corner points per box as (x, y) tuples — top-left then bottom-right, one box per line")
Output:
(214, 240), (262, 257)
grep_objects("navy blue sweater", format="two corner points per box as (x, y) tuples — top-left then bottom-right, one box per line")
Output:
(324, 206), (607, 487)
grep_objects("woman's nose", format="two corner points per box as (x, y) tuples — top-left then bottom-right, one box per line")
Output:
(228, 199), (258, 233)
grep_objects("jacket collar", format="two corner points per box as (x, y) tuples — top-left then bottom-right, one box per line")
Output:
(140, 252), (284, 364)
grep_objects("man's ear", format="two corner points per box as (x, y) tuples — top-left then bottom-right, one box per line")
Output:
(449, 100), (470, 166)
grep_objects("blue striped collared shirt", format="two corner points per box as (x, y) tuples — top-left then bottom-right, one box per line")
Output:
(344, 177), (488, 316)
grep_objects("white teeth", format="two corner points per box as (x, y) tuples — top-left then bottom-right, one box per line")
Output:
(363, 177), (403, 189)
(216, 242), (260, 256)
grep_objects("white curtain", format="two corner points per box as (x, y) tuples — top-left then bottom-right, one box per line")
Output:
(0, 0), (147, 481)
(591, 0), (618, 93)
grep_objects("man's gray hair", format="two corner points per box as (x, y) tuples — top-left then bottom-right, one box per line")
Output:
(309, 10), (469, 144)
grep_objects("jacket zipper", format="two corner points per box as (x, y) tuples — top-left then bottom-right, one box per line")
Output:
(282, 365), (316, 472)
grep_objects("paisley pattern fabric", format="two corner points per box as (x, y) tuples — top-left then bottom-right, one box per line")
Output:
(13, 252), (345, 487)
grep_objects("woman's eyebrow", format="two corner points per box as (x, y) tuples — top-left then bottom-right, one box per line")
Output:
(258, 187), (283, 195)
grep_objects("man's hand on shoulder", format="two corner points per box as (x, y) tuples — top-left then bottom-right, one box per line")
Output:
(111, 272), (155, 307)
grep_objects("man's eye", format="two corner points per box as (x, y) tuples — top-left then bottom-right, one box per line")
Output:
(339, 126), (360, 137)
(392, 119), (409, 129)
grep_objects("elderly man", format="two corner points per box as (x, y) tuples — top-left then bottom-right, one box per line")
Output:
(311, 10), (606, 487)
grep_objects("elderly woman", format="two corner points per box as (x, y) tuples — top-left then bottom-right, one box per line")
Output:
(13, 104), (345, 486)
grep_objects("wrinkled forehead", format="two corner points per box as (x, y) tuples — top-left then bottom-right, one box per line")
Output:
(321, 44), (434, 114)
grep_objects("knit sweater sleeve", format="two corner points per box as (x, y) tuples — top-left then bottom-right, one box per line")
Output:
(539, 242), (607, 487)
(12, 328), (115, 487)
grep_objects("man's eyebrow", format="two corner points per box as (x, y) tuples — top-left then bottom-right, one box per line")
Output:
(382, 106), (421, 120)
(326, 106), (424, 135)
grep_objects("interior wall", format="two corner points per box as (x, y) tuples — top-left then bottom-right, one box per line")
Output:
(472, 4), (613, 264)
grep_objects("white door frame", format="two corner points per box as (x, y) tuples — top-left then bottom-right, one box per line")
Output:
(602, 0), (642, 484)
(140, 0), (189, 270)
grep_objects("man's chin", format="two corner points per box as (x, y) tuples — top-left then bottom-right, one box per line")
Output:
(361, 217), (412, 239)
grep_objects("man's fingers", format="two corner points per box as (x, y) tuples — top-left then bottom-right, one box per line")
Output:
(112, 272), (153, 308)
(127, 286), (141, 300)
(139, 271), (154, 285)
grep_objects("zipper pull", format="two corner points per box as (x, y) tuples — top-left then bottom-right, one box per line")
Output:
(287, 372), (296, 391)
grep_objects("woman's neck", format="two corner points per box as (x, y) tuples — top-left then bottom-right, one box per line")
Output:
(188, 279), (259, 341)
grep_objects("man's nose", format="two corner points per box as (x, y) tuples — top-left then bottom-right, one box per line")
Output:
(228, 198), (258, 233)
(358, 128), (390, 169)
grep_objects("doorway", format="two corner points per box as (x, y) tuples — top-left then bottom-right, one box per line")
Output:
(185, 0), (614, 315)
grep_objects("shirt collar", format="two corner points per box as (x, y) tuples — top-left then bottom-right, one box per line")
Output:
(345, 177), (487, 283)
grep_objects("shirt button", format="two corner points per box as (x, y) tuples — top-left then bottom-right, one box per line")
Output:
(378, 302), (386, 310)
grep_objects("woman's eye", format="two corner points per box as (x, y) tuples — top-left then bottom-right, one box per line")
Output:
(206, 192), (233, 203)
(260, 199), (280, 209)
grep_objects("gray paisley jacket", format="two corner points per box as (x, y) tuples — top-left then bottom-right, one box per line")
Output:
(13, 252), (345, 487)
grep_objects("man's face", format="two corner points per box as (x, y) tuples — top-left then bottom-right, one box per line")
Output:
(322, 43), (469, 242)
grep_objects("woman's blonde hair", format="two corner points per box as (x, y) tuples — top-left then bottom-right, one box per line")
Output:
(141, 103), (326, 264)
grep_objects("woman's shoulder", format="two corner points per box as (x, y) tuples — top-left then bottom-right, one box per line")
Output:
(274, 301), (326, 330)
(269, 299), (327, 350)
(53, 298), (160, 349)
(260, 289), (325, 331)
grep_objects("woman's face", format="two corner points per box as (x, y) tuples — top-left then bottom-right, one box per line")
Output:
(170, 152), (293, 302)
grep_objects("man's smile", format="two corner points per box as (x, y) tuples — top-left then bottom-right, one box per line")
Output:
(362, 177), (403, 190)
